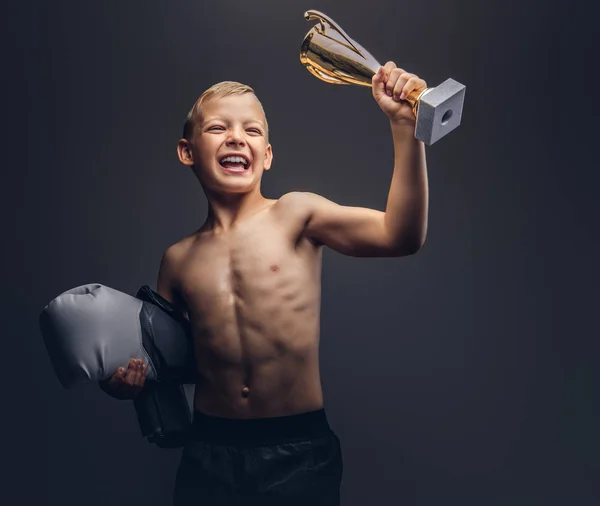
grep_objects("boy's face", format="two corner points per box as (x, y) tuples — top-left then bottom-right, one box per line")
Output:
(178, 93), (273, 195)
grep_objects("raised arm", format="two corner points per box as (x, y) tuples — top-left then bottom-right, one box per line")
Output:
(283, 191), (419, 257)
(289, 62), (429, 258)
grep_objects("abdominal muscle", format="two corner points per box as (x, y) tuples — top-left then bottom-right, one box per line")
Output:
(191, 322), (324, 418)
(177, 215), (325, 419)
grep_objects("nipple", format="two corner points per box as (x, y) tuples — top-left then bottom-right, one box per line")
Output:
(241, 386), (250, 398)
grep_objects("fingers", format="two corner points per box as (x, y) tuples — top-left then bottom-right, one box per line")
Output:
(380, 62), (398, 94)
(390, 71), (414, 101)
(372, 61), (397, 98)
(399, 76), (427, 101)
(99, 359), (147, 400)
(137, 360), (147, 387)
(134, 359), (147, 387)
(106, 366), (126, 389)
(372, 66), (387, 98)
(382, 61), (397, 78)
(380, 62), (400, 96)
(122, 359), (137, 386)
(377, 62), (427, 101)
(124, 359), (146, 388)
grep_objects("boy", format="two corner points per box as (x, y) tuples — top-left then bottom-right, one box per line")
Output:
(104, 62), (428, 505)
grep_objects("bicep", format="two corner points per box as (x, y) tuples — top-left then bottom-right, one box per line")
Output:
(301, 193), (395, 257)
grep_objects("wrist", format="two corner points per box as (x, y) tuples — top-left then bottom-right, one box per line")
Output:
(389, 118), (418, 143)
(389, 117), (416, 129)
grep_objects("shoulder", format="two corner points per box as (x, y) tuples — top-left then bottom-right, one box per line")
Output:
(161, 236), (192, 266)
(276, 191), (320, 205)
(270, 192), (332, 244)
(274, 191), (342, 224)
(270, 191), (319, 227)
(273, 191), (324, 218)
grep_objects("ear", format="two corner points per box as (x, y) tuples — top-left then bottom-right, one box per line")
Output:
(262, 144), (273, 171)
(177, 139), (194, 167)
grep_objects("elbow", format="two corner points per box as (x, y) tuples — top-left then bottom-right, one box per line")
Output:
(389, 235), (426, 257)
(406, 242), (424, 256)
(397, 243), (422, 257)
(414, 234), (427, 253)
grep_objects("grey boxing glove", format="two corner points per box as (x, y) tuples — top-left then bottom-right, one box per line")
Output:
(39, 283), (196, 447)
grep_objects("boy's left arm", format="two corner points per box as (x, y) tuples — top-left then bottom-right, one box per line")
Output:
(293, 62), (429, 258)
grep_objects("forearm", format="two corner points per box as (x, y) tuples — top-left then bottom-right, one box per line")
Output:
(383, 120), (429, 252)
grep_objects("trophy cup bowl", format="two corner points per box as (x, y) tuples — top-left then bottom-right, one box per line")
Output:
(300, 10), (466, 145)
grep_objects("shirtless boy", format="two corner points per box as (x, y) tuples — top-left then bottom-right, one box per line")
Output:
(102, 62), (428, 505)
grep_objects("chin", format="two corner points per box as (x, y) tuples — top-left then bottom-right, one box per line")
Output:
(211, 180), (260, 196)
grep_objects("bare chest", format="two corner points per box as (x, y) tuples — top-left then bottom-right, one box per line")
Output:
(176, 222), (320, 316)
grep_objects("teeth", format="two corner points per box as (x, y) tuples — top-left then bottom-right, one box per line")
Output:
(220, 156), (248, 166)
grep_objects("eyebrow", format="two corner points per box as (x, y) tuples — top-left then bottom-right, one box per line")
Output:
(203, 117), (264, 126)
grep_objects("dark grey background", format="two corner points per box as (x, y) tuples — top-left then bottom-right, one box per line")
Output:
(3, 0), (597, 505)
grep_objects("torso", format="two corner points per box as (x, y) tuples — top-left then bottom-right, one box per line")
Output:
(169, 196), (324, 418)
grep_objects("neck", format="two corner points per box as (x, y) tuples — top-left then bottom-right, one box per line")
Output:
(203, 188), (269, 232)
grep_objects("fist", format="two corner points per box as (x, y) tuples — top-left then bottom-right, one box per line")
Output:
(99, 358), (147, 400)
(372, 61), (427, 124)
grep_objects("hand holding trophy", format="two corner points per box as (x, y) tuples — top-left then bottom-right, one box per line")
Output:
(300, 10), (466, 145)
(371, 63), (428, 126)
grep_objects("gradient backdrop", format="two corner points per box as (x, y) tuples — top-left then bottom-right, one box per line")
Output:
(3, 0), (597, 505)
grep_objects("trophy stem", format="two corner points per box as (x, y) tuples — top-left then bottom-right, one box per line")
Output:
(405, 88), (433, 117)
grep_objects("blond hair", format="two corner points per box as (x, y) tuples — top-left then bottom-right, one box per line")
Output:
(183, 81), (269, 142)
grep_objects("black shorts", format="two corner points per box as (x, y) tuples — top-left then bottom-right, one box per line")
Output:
(173, 409), (343, 506)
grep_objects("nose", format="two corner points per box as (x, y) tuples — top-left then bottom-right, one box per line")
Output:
(226, 126), (246, 147)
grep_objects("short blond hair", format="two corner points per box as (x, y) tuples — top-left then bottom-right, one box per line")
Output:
(183, 81), (269, 142)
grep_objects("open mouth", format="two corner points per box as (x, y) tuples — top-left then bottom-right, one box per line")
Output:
(219, 155), (250, 172)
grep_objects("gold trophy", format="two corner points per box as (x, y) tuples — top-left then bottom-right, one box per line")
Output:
(300, 10), (466, 145)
